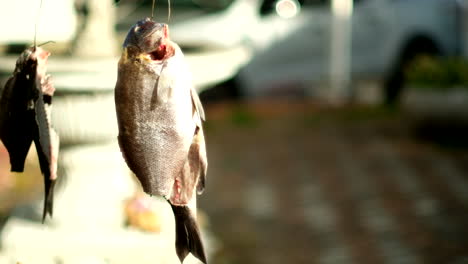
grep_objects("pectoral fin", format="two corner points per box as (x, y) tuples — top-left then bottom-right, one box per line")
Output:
(194, 127), (207, 195)
(0, 76), (35, 172)
(33, 78), (58, 221)
(191, 87), (205, 122)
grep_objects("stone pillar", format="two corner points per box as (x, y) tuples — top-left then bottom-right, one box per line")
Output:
(48, 59), (135, 228)
(72, 0), (118, 57)
(329, 0), (353, 103)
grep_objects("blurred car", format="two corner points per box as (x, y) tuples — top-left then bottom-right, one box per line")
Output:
(116, 0), (253, 89)
(236, 0), (462, 101)
(118, 0), (462, 102)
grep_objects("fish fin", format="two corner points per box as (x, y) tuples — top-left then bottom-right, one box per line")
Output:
(42, 179), (55, 223)
(3, 135), (33, 172)
(150, 75), (160, 110)
(34, 136), (54, 222)
(194, 127), (207, 195)
(191, 87), (205, 122)
(34, 81), (52, 164)
(33, 97), (54, 222)
(0, 76), (35, 172)
(190, 87), (207, 195)
(150, 62), (169, 110)
(196, 172), (205, 195)
(35, 78), (58, 222)
(170, 125), (208, 204)
(170, 204), (207, 264)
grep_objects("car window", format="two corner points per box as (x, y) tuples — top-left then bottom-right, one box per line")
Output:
(304, 0), (329, 6)
(192, 0), (235, 10)
(120, 0), (235, 10)
(260, 0), (330, 16)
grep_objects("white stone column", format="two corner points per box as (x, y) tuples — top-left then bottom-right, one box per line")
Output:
(329, 0), (353, 103)
(44, 60), (136, 229)
(72, 0), (118, 57)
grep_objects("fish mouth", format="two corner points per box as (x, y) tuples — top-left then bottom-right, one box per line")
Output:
(146, 41), (175, 62)
(29, 46), (50, 80)
(148, 44), (167, 61)
(146, 24), (173, 61)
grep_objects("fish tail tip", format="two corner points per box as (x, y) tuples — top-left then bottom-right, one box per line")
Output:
(41, 208), (52, 224)
(170, 204), (207, 264)
(41, 199), (53, 224)
(42, 179), (56, 223)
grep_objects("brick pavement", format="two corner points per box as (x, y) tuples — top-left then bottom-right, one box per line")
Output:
(199, 102), (468, 264)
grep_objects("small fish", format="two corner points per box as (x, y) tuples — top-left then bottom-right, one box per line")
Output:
(114, 18), (208, 263)
(0, 46), (59, 222)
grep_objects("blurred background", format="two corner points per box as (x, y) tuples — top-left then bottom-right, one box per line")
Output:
(0, 0), (468, 263)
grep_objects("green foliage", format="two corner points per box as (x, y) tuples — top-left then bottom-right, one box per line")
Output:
(229, 106), (258, 127)
(405, 56), (468, 89)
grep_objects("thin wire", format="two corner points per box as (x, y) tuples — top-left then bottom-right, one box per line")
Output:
(167, 0), (171, 22)
(34, 0), (44, 49)
(38, 41), (56, 47)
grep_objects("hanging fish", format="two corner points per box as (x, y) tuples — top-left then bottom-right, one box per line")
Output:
(0, 0), (59, 223)
(115, 18), (208, 263)
(0, 45), (59, 222)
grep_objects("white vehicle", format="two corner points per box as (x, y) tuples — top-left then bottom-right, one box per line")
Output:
(167, 0), (462, 103)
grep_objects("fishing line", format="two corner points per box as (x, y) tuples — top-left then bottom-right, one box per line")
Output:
(167, 0), (171, 22)
(38, 41), (56, 47)
(34, 0), (44, 50)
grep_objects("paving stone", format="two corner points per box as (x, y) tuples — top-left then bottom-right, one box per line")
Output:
(200, 102), (468, 264)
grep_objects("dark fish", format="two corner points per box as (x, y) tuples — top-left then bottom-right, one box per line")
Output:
(0, 46), (59, 222)
(115, 18), (207, 263)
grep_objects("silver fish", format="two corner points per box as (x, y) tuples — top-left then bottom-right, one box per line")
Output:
(114, 18), (207, 263)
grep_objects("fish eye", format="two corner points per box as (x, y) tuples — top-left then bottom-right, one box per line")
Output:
(23, 50), (32, 59)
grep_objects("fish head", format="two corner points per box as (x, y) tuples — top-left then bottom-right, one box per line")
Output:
(123, 17), (174, 62)
(15, 46), (50, 79)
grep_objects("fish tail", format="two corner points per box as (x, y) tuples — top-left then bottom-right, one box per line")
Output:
(169, 203), (207, 264)
(6, 138), (33, 172)
(10, 156), (27, 172)
(42, 178), (55, 223)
